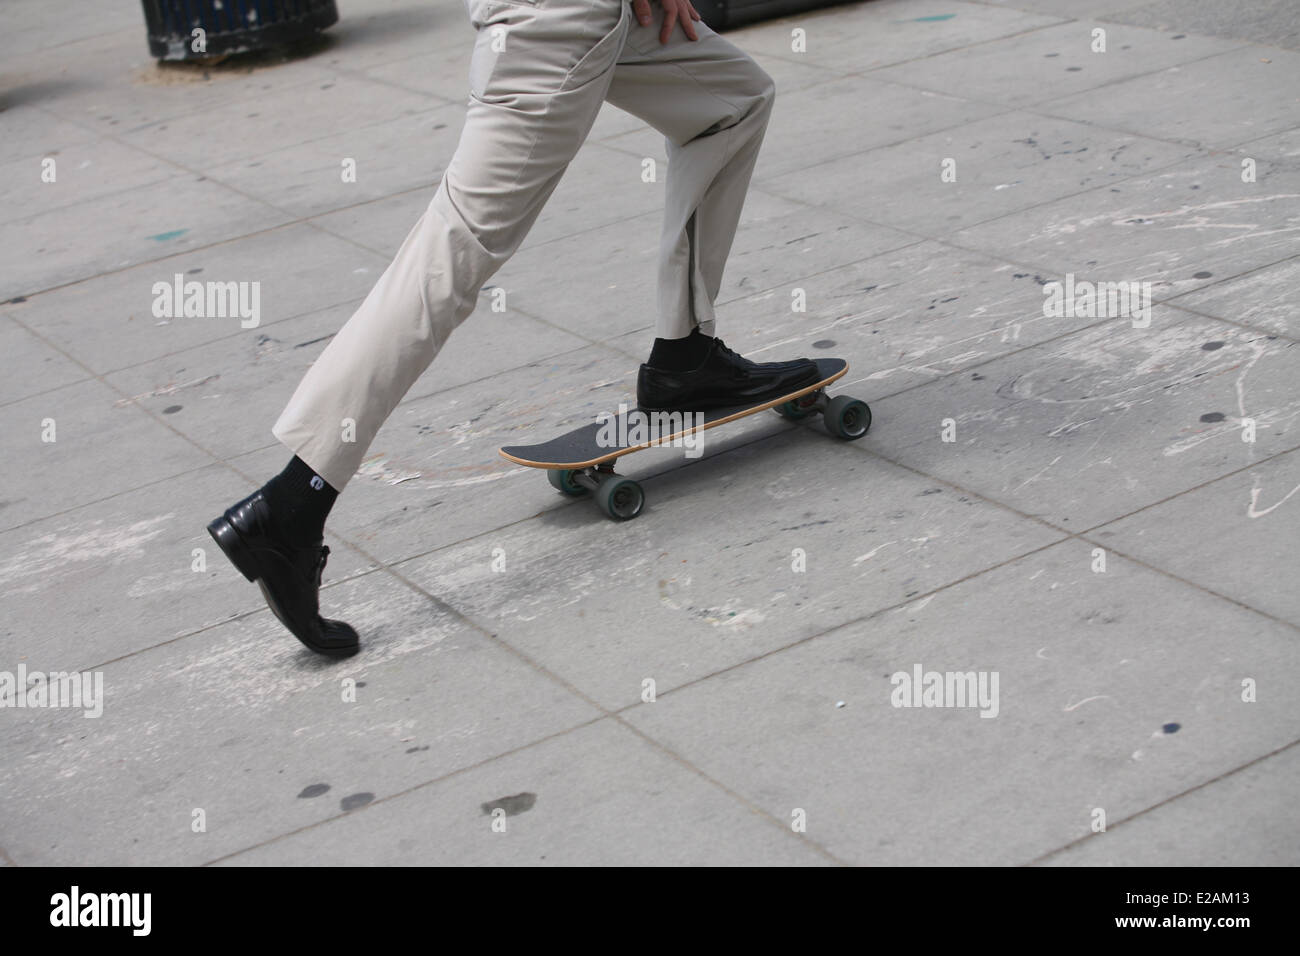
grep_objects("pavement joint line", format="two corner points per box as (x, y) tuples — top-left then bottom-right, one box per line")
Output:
(1078, 534), (1300, 633)
(1163, 306), (1300, 346)
(0, 458), (219, 538)
(1158, 297), (1300, 344)
(1023, 737), (1300, 866)
(921, 236), (1300, 337)
(1017, 100), (1293, 155)
(19, 22), (140, 45)
(26, 57), (331, 132)
(759, 144), (1233, 256)
(1076, 443), (1300, 538)
(71, 560), (389, 675)
(4, 215), (342, 303)
(603, 540), (1073, 714)
(751, 107), (1022, 192)
(1163, 249), (1300, 305)
(845, 435), (1300, 634)
(854, 37), (1256, 118)
(0, 167), (185, 230)
(605, 713), (848, 865)
(198, 711), (612, 866)
(0, 295), (371, 390)
(97, 90), (462, 200)
(1231, 121), (1300, 153)
(753, 15), (1071, 75)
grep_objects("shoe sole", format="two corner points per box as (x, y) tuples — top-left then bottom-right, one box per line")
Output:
(639, 375), (825, 413)
(207, 516), (359, 658)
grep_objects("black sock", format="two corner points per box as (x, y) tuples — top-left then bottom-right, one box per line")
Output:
(648, 328), (714, 371)
(260, 456), (338, 544)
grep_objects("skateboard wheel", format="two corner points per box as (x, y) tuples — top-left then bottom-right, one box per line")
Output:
(596, 476), (644, 520)
(825, 395), (871, 439)
(547, 469), (588, 496)
(774, 396), (817, 421)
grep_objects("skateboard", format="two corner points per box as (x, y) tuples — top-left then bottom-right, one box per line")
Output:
(498, 358), (870, 520)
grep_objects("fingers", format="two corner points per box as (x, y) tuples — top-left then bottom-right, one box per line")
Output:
(632, 0), (652, 27)
(658, 0), (699, 44)
(659, 5), (678, 44)
(681, 2), (699, 40)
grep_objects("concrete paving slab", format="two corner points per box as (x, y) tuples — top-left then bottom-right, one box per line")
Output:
(756, 75), (1009, 180)
(203, 104), (465, 220)
(216, 718), (835, 866)
(0, 175), (292, 302)
(7, 223), (388, 373)
(116, 73), (436, 171)
(867, 310), (1300, 531)
(623, 537), (1300, 865)
(0, 463), (377, 671)
(870, 20), (1241, 109)
(0, 379), (214, 533)
(0, 105), (101, 167)
(1042, 47), (1300, 150)
(0, 571), (600, 865)
(0, 137), (179, 228)
(350, 37), (475, 102)
(394, 429), (1064, 710)
(1040, 742), (1300, 865)
(761, 110), (1199, 235)
(0, 0), (140, 60)
(949, 151), (1300, 301)
(1169, 256), (1300, 337)
(1093, 448), (1300, 626)
(0, 316), (89, 406)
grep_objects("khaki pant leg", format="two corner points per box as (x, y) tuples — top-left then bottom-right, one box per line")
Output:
(273, 0), (632, 490)
(606, 11), (775, 339)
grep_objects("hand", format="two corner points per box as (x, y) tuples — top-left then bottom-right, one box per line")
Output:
(632, 0), (703, 44)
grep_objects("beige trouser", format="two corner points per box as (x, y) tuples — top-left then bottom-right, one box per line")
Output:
(273, 0), (776, 490)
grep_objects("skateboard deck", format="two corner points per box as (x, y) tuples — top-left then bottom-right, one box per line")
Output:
(499, 358), (869, 519)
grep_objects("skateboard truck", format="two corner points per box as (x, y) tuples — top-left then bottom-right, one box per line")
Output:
(548, 463), (645, 520)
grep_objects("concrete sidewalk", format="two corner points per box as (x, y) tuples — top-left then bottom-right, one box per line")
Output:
(1, 0), (1297, 865)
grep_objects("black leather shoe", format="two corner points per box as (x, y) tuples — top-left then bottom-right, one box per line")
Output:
(206, 491), (359, 658)
(637, 337), (821, 411)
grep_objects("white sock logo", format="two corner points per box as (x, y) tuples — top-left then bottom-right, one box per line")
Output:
(310, 476), (324, 491)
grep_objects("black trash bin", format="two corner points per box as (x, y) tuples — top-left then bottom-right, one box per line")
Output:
(693, 0), (853, 31)
(142, 0), (339, 61)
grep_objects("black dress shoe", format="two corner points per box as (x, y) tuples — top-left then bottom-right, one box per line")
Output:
(206, 491), (359, 658)
(637, 337), (821, 411)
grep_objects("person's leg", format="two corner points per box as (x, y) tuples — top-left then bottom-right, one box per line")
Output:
(209, 0), (634, 655)
(276, 0), (634, 491)
(604, 6), (820, 409)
